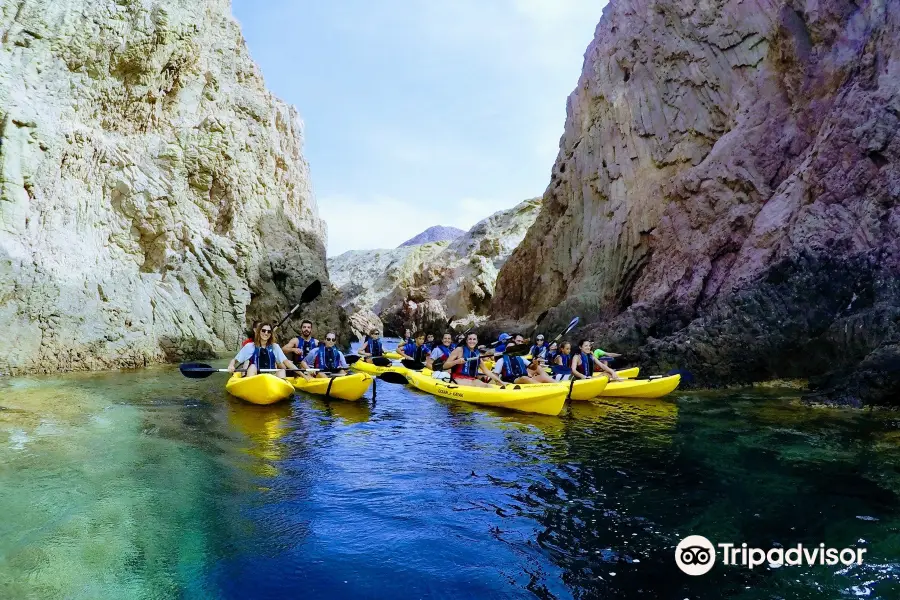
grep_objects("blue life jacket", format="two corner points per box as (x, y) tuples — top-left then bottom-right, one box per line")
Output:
(433, 344), (454, 361)
(454, 346), (480, 377)
(315, 346), (342, 370)
(364, 338), (383, 357)
(251, 345), (277, 370)
(495, 342), (508, 353)
(403, 342), (428, 363)
(530, 343), (547, 359)
(295, 336), (319, 359)
(502, 355), (528, 379)
(553, 353), (572, 376)
(575, 352), (594, 376)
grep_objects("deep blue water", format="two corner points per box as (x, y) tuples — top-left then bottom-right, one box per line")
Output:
(2, 347), (900, 598)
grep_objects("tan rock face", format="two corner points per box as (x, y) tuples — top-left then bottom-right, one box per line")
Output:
(329, 199), (541, 336)
(492, 0), (899, 405)
(0, 0), (346, 374)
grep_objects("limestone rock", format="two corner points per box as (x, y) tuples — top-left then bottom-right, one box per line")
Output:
(0, 0), (347, 374)
(491, 0), (899, 406)
(398, 225), (465, 247)
(330, 198), (541, 335)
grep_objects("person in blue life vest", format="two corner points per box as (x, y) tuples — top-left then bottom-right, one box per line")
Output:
(552, 341), (574, 380)
(311, 332), (349, 377)
(282, 320), (319, 363)
(399, 332), (430, 363)
(424, 333), (435, 352)
(229, 322), (311, 380)
(442, 333), (506, 388)
(570, 339), (623, 381)
(358, 328), (385, 362)
(494, 332), (512, 353)
(426, 332), (456, 370)
(529, 334), (548, 361)
(491, 342), (556, 384)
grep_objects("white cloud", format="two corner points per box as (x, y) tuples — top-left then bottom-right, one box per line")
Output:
(320, 193), (522, 257)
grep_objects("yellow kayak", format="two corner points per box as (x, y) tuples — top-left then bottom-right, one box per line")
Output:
(383, 351), (402, 360)
(405, 370), (566, 416)
(504, 375), (609, 401)
(350, 360), (409, 376)
(600, 374), (681, 398)
(592, 367), (639, 379)
(225, 373), (295, 405)
(288, 373), (373, 401)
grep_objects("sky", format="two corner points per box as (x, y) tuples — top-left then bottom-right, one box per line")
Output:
(231, 0), (607, 256)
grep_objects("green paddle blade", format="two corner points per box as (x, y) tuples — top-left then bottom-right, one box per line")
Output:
(378, 372), (410, 385)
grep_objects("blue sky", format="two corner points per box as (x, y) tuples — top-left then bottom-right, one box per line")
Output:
(231, 0), (607, 256)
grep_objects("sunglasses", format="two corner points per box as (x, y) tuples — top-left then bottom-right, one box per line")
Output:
(537, 337), (544, 341)
(260, 329), (272, 333)
(326, 337), (336, 341)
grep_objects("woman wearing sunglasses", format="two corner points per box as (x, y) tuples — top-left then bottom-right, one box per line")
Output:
(228, 322), (310, 380)
(311, 333), (350, 377)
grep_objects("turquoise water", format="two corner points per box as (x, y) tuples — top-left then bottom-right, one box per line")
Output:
(1, 358), (900, 598)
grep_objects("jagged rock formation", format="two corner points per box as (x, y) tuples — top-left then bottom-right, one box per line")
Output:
(327, 242), (449, 338)
(398, 225), (465, 248)
(330, 198), (542, 336)
(491, 0), (899, 406)
(0, 0), (347, 374)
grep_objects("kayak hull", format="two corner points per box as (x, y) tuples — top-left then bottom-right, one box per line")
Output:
(225, 373), (295, 405)
(600, 374), (681, 398)
(507, 376), (609, 401)
(288, 373), (373, 401)
(383, 351), (402, 360)
(405, 370), (566, 416)
(350, 360), (409, 376)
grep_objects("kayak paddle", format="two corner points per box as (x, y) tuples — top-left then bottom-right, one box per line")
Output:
(179, 362), (320, 378)
(401, 359), (426, 371)
(274, 279), (322, 331)
(376, 372), (410, 385)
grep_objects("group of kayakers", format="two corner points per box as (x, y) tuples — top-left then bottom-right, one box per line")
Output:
(358, 327), (626, 388)
(228, 318), (626, 388)
(227, 320), (349, 380)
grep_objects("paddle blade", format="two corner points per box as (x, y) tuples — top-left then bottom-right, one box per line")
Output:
(378, 372), (410, 385)
(300, 279), (322, 304)
(179, 362), (217, 379)
(535, 310), (550, 326)
(503, 345), (531, 358)
(401, 359), (426, 371)
(345, 354), (362, 365)
(563, 317), (580, 335)
(371, 356), (392, 367)
(432, 360), (445, 373)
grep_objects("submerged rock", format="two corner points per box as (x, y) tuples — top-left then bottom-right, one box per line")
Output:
(490, 0), (899, 406)
(0, 0), (347, 374)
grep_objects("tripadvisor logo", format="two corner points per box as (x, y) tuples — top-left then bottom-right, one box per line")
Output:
(675, 535), (867, 576)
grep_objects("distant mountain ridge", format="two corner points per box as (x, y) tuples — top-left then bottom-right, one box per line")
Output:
(398, 226), (466, 247)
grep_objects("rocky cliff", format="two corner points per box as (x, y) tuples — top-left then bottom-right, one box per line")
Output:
(330, 198), (541, 337)
(398, 225), (465, 248)
(327, 242), (449, 339)
(491, 0), (899, 406)
(0, 0), (347, 374)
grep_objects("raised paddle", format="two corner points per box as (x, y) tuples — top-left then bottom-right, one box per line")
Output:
(274, 279), (322, 331)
